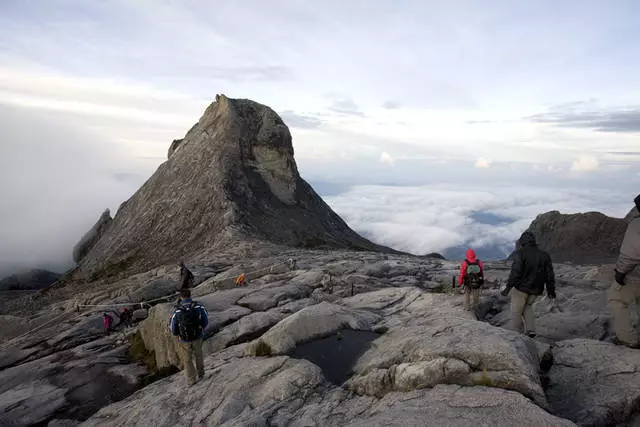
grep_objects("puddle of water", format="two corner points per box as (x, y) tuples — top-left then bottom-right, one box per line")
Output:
(291, 329), (380, 385)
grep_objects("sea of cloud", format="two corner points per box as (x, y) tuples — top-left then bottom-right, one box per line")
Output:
(322, 183), (634, 260)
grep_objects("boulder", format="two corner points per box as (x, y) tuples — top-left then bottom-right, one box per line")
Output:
(547, 339), (640, 426)
(246, 301), (382, 355)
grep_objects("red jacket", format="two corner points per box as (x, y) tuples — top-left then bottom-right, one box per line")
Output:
(459, 249), (484, 285)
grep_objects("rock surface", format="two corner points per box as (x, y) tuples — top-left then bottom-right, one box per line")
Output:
(524, 210), (627, 264)
(547, 339), (640, 426)
(72, 209), (113, 264)
(75, 95), (394, 278)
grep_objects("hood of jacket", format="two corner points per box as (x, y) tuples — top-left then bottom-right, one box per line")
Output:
(519, 231), (537, 248)
(465, 249), (477, 263)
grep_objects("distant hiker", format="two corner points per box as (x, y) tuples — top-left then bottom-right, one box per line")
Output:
(501, 231), (556, 338)
(608, 194), (640, 349)
(169, 288), (209, 386)
(179, 261), (194, 289)
(120, 307), (133, 328)
(103, 312), (114, 335)
(235, 273), (246, 287)
(458, 248), (484, 311)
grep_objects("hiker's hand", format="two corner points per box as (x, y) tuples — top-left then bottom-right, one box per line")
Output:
(500, 288), (510, 297)
(614, 270), (626, 286)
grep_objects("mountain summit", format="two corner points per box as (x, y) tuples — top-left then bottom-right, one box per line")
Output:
(77, 95), (391, 277)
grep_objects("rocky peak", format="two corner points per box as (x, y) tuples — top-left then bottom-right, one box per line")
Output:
(72, 209), (113, 264)
(523, 210), (627, 263)
(76, 95), (392, 278)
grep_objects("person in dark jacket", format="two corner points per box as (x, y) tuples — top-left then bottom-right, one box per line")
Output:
(501, 231), (556, 337)
(169, 289), (209, 385)
(179, 261), (194, 289)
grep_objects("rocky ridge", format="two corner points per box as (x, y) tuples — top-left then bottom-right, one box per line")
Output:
(521, 210), (629, 264)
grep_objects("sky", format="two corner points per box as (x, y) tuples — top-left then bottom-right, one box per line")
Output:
(1, 0), (639, 274)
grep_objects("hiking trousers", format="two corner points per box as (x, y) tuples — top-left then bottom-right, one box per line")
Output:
(607, 275), (640, 347)
(464, 286), (480, 310)
(509, 288), (538, 334)
(179, 338), (205, 385)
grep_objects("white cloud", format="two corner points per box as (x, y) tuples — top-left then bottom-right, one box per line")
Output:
(323, 183), (633, 259)
(571, 155), (600, 172)
(380, 152), (395, 166)
(475, 157), (492, 168)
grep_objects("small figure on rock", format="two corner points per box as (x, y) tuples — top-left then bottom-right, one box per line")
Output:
(120, 307), (133, 328)
(169, 289), (209, 386)
(235, 273), (246, 287)
(458, 248), (484, 311)
(501, 231), (556, 338)
(608, 194), (640, 349)
(103, 312), (114, 335)
(179, 261), (194, 289)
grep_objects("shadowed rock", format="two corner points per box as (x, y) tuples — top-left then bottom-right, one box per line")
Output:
(522, 210), (627, 264)
(72, 209), (112, 264)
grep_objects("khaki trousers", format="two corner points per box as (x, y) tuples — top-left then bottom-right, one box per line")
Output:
(509, 288), (538, 334)
(607, 275), (640, 346)
(179, 338), (205, 385)
(464, 287), (480, 310)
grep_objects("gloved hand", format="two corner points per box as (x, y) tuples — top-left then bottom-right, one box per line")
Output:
(547, 290), (556, 299)
(500, 288), (510, 297)
(614, 270), (626, 286)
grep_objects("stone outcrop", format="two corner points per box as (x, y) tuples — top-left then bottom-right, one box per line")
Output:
(72, 209), (113, 264)
(523, 210), (627, 264)
(76, 95), (393, 278)
(0, 269), (60, 291)
(166, 138), (183, 159)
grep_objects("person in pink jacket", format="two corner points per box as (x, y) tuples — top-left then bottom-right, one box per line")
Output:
(458, 248), (485, 310)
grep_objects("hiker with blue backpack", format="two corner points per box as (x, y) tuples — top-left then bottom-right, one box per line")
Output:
(169, 288), (209, 386)
(458, 249), (485, 310)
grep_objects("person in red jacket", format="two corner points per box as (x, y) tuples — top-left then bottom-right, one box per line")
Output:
(458, 248), (485, 310)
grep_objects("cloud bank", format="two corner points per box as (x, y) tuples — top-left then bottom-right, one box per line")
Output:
(323, 184), (634, 260)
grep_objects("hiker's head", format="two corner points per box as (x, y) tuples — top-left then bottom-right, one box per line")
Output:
(178, 261), (185, 269)
(519, 231), (537, 247)
(180, 289), (191, 300)
(635, 194), (640, 212)
(465, 248), (476, 261)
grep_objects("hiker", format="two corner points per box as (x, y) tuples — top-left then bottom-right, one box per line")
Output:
(169, 288), (209, 386)
(179, 261), (194, 289)
(103, 312), (114, 335)
(235, 273), (246, 287)
(458, 248), (484, 310)
(120, 307), (133, 328)
(501, 231), (556, 337)
(608, 194), (640, 349)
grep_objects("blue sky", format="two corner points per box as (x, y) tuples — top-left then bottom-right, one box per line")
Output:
(0, 1), (639, 273)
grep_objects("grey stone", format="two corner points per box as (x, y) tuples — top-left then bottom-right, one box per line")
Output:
(547, 339), (640, 426)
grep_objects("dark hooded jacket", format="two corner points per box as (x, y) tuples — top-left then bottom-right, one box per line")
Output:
(180, 263), (194, 289)
(506, 231), (556, 296)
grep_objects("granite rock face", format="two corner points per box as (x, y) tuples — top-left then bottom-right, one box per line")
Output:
(522, 210), (627, 264)
(76, 95), (394, 278)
